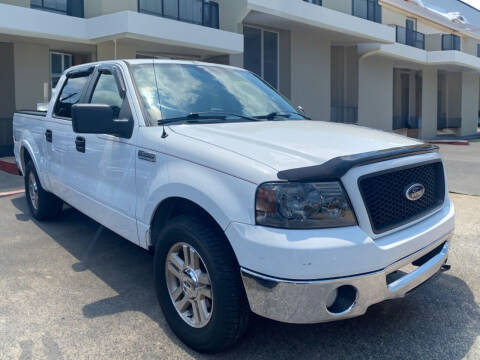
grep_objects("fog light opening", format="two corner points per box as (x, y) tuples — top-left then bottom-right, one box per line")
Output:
(326, 285), (357, 315)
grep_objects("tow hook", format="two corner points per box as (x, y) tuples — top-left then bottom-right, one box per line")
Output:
(441, 264), (451, 272)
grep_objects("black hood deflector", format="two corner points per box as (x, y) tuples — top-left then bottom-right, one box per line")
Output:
(277, 144), (439, 182)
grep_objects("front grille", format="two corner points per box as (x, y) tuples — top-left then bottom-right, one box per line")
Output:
(359, 161), (445, 234)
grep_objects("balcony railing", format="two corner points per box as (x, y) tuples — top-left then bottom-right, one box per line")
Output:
(303, 0), (322, 5)
(396, 26), (425, 50)
(352, 0), (381, 23)
(138, 0), (219, 29)
(31, 0), (84, 17)
(442, 34), (461, 51)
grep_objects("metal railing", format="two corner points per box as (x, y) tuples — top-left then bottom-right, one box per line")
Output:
(138, 0), (219, 29)
(31, 0), (84, 17)
(442, 34), (461, 51)
(303, 0), (322, 6)
(352, 0), (381, 23)
(396, 26), (425, 50)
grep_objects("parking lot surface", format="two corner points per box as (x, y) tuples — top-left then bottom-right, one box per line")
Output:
(0, 191), (479, 359)
(439, 142), (480, 196)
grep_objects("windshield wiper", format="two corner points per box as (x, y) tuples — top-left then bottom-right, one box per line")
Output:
(158, 111), (260, 126)
(254, 111), (311, 120)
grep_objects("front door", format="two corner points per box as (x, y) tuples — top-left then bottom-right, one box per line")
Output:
(62, 64), (140, 244)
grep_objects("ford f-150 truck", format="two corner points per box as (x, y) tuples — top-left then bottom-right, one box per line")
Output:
(13, 60), (454, 353)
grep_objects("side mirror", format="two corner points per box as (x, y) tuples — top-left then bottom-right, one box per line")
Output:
(72, 104), (133, 138)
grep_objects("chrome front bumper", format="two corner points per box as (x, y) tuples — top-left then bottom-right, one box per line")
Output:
(241, 236), (450, 324)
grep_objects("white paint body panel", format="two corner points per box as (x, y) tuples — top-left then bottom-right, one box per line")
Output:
(13, 60), (454, 284)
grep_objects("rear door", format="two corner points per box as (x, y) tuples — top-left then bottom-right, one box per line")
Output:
(62, 64), (140, 244)
(47, 67), (94, 198)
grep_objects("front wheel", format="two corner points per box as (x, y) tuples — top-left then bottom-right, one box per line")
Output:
(154, 215), (250, 353)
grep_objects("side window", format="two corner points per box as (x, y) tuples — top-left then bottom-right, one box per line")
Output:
(90, 72), (125, 119)
(53, 75), (89, 118)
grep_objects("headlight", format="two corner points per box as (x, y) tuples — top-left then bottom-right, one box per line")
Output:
(255, 182), (357, 229)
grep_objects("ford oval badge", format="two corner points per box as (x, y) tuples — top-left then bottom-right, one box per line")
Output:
(405, 183), (425, 201)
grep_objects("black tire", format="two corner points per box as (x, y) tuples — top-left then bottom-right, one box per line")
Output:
(154, 215), (250, 353)
(24, 161), (63, 221)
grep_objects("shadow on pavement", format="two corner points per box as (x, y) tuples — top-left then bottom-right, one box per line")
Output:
(11, 196), (480, 360)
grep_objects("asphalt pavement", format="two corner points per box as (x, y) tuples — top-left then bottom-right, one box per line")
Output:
(0, 144), (479, 359)
(439, 142), (480, 196)
(0, 191), (479, 359)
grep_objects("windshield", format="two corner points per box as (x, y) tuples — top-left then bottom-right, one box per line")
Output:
(130, 63), (304, 124)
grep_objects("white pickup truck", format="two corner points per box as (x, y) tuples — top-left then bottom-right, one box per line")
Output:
(13, 60), (454, 353)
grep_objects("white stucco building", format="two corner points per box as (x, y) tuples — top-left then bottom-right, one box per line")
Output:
(0, 0), (479, 155)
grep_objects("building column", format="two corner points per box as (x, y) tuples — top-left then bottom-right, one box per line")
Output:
(460, 72), (480, 136)
(420, 67), (438, 139)
(358, 56), (393, 131)
(290, 29), (330, 121)
(13, 42), (50, 110)
(97, 40), (136, 61)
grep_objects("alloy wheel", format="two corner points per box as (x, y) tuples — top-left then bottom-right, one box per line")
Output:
(165, 242), (213, 328)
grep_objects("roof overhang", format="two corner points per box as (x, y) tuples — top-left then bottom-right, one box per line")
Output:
(358, 42), (480, 72)
(242, 0), (395, 44)
(0, 4), (243, 55)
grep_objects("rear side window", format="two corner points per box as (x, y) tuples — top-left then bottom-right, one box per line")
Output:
(53, 75), (89, 118)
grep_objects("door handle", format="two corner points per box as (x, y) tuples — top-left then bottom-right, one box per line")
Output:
(75, 136), (86, 153)
(45, 129), (52, 143)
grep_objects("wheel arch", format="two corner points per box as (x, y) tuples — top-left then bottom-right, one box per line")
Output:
(19, 142), (47, 188)
(149, 197), (226, 250)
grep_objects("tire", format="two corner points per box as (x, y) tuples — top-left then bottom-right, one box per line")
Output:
(154, 215), (250, 353)
(24, 161), (63, 221)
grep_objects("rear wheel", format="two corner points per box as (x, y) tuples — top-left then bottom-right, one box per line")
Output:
(154, 215), (250, 353)
(24, 161), (63, 221)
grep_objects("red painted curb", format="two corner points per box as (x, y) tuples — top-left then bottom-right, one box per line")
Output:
(0, 189), (25, 198)
(427, 140), (470, 146)
(0, 160), (19, 175)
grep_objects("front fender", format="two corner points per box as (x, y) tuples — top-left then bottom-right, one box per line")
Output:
(136, 154), (258, 248)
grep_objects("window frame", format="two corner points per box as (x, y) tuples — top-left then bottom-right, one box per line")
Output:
(85, 65), (131, 121)
(52, 66), (94, 121)
(243, 25), (280, 90)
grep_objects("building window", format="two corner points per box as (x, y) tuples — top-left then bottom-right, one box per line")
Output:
(138, 0), (219, 29)
(243, 26), (279, 89)
(352, 0), (382, 23)
(303, 0), (322, 5)
(51, 52), (73, 89)
(31, 0), (84, 17)
(442, 34), (461, 51)
(477, 44), (480, 57)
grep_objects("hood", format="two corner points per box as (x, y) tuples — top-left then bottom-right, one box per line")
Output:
(170, 120), (421, 171)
